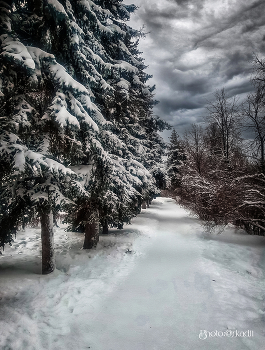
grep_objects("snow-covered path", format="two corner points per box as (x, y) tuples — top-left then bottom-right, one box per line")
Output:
(0, 198), (265, 350)
(87, 202), (212, 350)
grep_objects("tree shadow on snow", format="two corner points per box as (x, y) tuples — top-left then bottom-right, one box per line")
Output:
(102, 228), (142, 237)
(0, 259), (41, 276)
(200, 229), (265, 247)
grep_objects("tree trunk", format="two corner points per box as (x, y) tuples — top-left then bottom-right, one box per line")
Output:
(53, 214), (59, 227)
(83, 213), (99, 249)
(142, 201), (147, 209)
(261, 139), (265, 173)
(40, 209), (55, 275)
(117, 222), (123, 230)
(102, 219), (109, 234)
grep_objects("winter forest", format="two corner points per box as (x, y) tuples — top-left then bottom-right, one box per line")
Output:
(0, 1), (265, 350)
(167, 69), (265, 236)
(0, 0), (169, 273)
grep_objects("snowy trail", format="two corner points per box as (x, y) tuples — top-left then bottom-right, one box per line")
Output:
(84, 199), (265, 350)
(0, 198), (265, 350)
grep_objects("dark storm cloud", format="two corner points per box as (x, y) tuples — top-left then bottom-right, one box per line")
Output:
(124, 0), (265, 137)
(158, 67), (211, 95)
(159, 94), (201, 114)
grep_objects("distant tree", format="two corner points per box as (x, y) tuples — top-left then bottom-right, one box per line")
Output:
(176, 65), (264, 236)
(243, 87), (265, 173)
(253, 55), (265, 85)
(204, 121), (246, 175)
(184, 124), (206, 175)
(178, 121), (249, 230)
(204, 122), (223, 158)
(206, 88), (240, 162)
(167, 129), (186, 189)
(242, 61), (265, 173)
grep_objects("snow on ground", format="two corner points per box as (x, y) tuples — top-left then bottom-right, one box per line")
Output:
(0, 198), (265, 350)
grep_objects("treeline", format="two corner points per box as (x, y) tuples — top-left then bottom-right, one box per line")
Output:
(0, 0), (169, 274)
(167, 57), (265, 236)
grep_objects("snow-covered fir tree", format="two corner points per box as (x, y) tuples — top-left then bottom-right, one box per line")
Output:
(0, 0), (168, 273)
(167, 129), (186, 189)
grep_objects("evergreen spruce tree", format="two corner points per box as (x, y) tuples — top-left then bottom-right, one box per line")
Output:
(0, 0), (102, 273)
(0, 0), (168, 273)
(167, 129), (186, 189)
(64, 0), (169, 229)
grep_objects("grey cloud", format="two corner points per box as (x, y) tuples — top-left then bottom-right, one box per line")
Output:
(227, 83), (253, 98)
(218, 51), (254, 80)
(157, 68), (211, 95)
(170, 0), (189, 4)
(139, 0), (204, 29)
(194, 1), (265, 50)
(125, 0), (265, 137)
(158, 95), (201, 113)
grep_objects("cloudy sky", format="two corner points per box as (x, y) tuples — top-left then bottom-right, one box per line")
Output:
(124, 0), (265, 139)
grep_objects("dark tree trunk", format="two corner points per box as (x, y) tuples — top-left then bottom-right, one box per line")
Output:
(142, 201), (147, 209)
(40, 209), (55, 274)
(117, 222), (123, 230)
(83, 215), (99, 249)
(102, 219), (109, 234)
(53, 214), (59, 227)
(261, 139), (264, 173)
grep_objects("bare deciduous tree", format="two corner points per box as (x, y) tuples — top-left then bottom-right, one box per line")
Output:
(184, 124), (207, 175)
(206, 88), (240, 161)
(242, 84), (265, 173)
